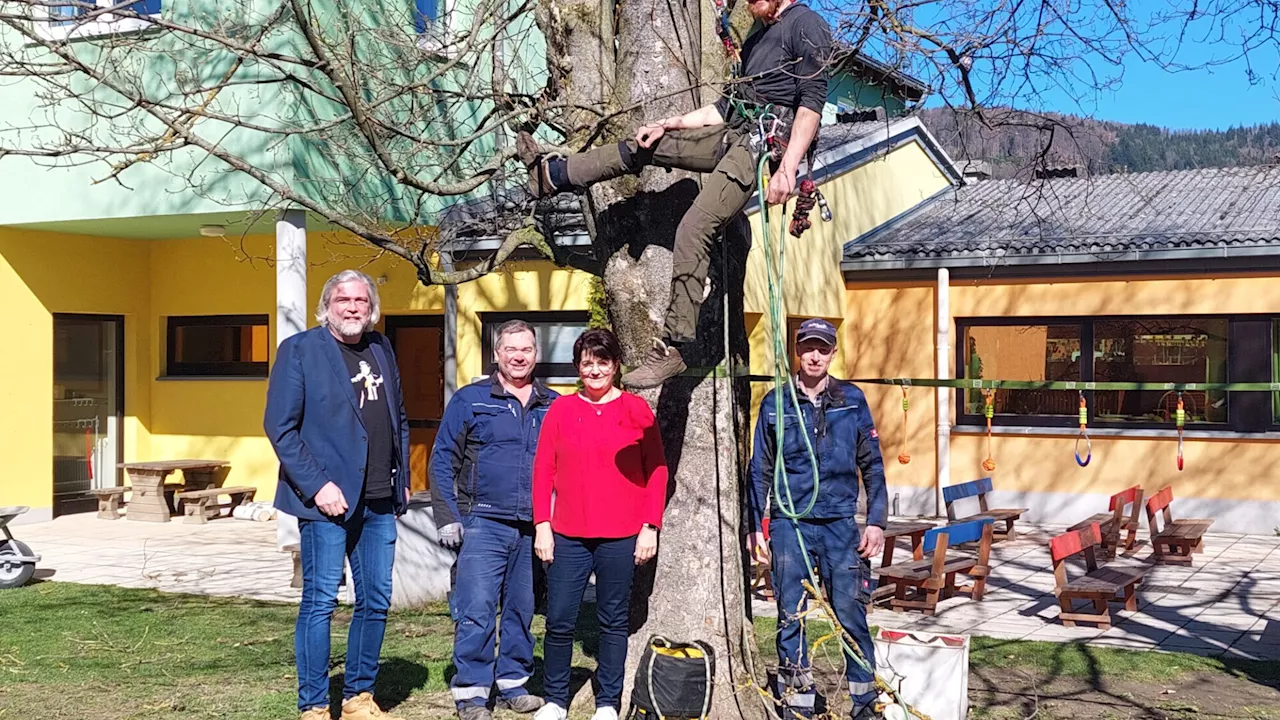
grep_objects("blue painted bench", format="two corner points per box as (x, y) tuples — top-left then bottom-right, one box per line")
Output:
(873, 517), (994, 616)
(943, 478), (1028, 541)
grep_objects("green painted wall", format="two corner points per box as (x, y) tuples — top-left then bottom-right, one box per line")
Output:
(0, 0), (896, 234)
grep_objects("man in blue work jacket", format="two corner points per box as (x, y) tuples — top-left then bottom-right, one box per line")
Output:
(430, 319), (558, 720)
(748, 318), (888, 720)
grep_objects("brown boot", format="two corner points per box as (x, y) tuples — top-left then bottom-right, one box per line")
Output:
(299, 707), (331, 720)
(340, 692), (404, 720)
(516, 131), (561, 199)
(621, 339), (687, 389)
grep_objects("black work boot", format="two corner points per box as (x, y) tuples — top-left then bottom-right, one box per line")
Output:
(496, 694), (545, 714)
(621, 339), (687, 389)
(516, 131), (562, 199)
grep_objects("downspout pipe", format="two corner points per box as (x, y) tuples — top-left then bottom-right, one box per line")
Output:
(935, 268), (950, 517)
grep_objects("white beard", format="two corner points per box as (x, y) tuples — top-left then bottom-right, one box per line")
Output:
(335, 319), (367, 338)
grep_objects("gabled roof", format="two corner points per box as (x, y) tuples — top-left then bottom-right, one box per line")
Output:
(843, 165), (1280, 273)
(834, 51), (930, 103)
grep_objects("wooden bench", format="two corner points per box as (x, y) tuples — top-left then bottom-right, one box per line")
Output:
(1069, 485), (1144, 559)
(89, 487), (128, 520)
(943, 478), (1028, 541)
(874, 517), (994, 616)
(1145, 486), (1214, 565)
(1050, 522), (1145, 628)
(173, 486), (257, 525)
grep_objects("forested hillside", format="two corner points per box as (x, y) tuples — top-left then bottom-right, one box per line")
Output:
(919, 107), (1280, 177)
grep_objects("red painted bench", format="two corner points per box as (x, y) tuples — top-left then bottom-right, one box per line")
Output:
(1145, 486), (1214, 565)
(1069, 485), (1144, 559)
(874, 517), (994, 616)
(1050, 522), (1145, 629)
(943, 478), (1027, 541)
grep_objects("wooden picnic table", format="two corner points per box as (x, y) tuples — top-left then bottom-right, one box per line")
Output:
(867, 517), (938, 602)
(119, 460), (229, 523)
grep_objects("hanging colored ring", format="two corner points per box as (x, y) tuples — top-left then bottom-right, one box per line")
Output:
(1175, 393), (1186, 471)
(1075, 393), (1091, 467)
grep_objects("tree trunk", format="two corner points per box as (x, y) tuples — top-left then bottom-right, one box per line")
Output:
(547, 0), (768, 716)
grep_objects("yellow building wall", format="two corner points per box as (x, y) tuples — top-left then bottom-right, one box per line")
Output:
(1, 132), (947, 516)
(145, 232), (593, 502)
(0, 227), (153, 514)
(843, 272), (1280, 509)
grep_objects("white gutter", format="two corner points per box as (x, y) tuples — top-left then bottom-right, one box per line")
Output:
(934, 268), (950, 518)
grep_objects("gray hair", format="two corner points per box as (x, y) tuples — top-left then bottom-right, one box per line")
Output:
(493, 319), (536, 348)
(316, 269), (381, 328)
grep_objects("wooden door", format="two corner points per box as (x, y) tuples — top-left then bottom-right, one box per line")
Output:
(385, 316), (446, 495)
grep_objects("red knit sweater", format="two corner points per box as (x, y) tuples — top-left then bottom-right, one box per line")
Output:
(532, 392), (669, 538)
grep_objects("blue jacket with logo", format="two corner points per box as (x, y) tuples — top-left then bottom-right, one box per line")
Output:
(429, 374), (559, 525)
(748, 377), (887, 531)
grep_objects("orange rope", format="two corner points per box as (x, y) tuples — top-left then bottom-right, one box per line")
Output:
(897, 386), (911, 464)
(981, 389), (996, 472)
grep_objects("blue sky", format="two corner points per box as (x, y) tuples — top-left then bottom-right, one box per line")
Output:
(1039, 43), (1280, 131)
(893, 0), (1280, 131)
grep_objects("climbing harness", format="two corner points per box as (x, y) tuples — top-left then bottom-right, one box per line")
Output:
(981, 389), (996, 472)
(897, 385), (911, 465)
(1175, 392), (1185, 471)
(1075, 392), (1091, 467)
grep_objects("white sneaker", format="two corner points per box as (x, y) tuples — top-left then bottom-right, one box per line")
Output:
(591, 708), (619, 720)
(533, 704), (567, 720)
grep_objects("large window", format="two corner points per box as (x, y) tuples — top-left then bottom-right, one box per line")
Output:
(958, 315), (1265, 431)
(37, 0), (161, 41)
(480, 312), (590, 383)
(165, 315), (269, 378)
(1092, 319), (1227, 424)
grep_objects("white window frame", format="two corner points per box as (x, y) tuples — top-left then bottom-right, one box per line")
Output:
(32, 0), (159, 43)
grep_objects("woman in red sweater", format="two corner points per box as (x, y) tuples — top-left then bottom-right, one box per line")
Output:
(531, 328), (668, 720)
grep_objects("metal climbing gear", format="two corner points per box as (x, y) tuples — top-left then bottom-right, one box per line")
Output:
(711, 0), (740, 74)
(1175, 392), (1186, 471)
(1075, 392), (1092, 467)
(788, 179), (832, 238)
(981, 389), (996, 472)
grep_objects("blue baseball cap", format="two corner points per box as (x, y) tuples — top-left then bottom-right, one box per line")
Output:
(795, 318), (837, 346)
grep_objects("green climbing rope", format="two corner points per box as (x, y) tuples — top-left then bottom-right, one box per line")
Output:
(756, 151), (901, 711)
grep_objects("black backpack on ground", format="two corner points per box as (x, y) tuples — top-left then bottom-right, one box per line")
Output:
(627, 636), (715, 719)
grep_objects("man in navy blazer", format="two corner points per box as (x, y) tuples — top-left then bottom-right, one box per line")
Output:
(265, 269), (411, 720)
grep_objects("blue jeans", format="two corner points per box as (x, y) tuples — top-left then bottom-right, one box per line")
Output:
(770, 516), (876, 715)
(542, 533), (637, 711)
(296, 497), (398, 712)
(450, 516), (536, 708)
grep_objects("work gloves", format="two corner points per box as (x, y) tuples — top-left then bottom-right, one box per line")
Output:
(439, 522), (464, 550)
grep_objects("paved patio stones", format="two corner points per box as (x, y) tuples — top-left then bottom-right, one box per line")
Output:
(17, 512), (1280, 662)
(754, 519), (1280, 659)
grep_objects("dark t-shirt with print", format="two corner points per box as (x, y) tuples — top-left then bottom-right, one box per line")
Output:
(338, 335), (395, 501)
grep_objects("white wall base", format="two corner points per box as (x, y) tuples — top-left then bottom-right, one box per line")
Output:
(390, 500), (457, 609)
(886, 483), (1280, 536)
(8, 507), (52, 526)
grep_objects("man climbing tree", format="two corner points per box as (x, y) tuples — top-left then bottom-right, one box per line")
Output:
(517, 0), (833, 389)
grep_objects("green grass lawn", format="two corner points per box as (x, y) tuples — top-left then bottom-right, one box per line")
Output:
(0, 582), (1276, 719)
